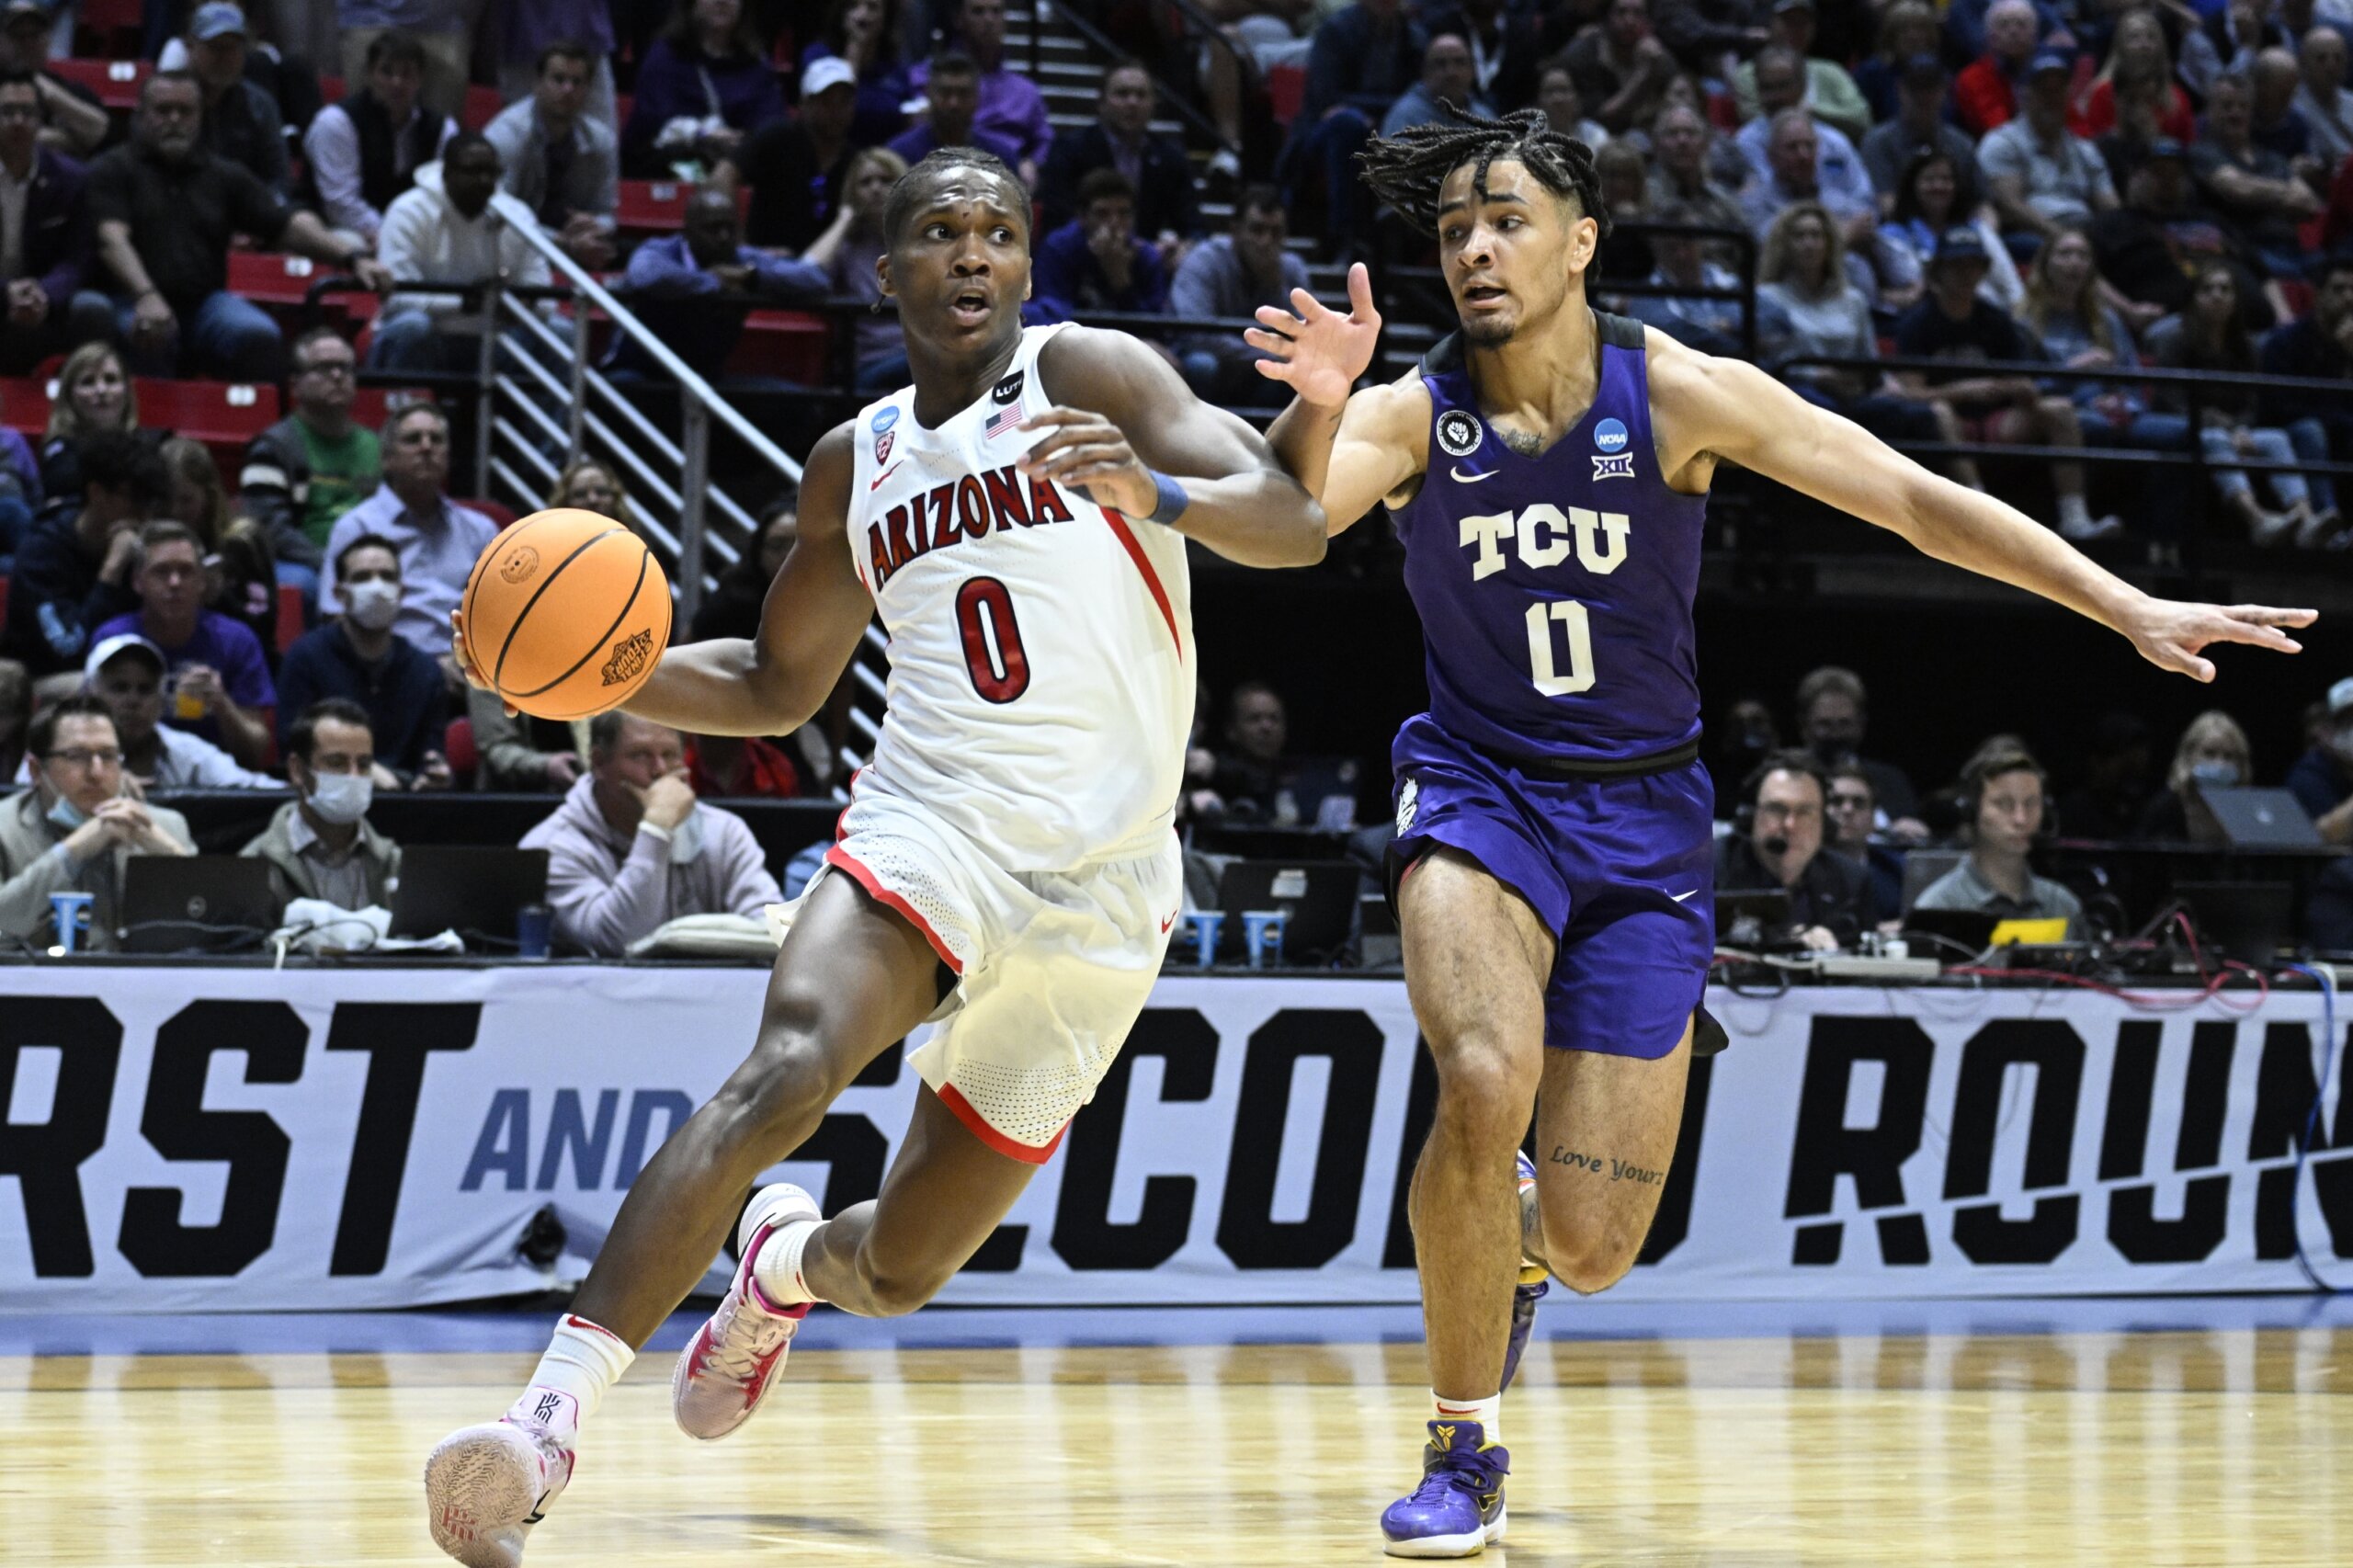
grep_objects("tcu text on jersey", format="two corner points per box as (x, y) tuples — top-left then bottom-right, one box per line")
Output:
(1457, 505), (1631, 579)
(867, 465), (1077, 589)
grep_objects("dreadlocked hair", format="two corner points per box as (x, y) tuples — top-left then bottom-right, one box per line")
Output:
(1356, 104), (1610, 241)
(881, 146), (1029, 248)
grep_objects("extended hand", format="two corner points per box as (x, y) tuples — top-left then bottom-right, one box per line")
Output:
(449, 608), (519, 715)
(2122, 597), (2314, 682)
(1015, 406), (1159, 517)
(1245, 262), (1380, 409)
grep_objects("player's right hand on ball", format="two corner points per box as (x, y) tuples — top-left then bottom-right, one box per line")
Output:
(1245, 261), (1380, 408)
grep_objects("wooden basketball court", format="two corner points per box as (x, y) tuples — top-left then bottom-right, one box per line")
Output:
(5, 1319), (2348, 1564)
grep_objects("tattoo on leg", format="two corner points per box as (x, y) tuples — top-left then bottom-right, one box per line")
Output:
(1548, 1147), (1664, 1186)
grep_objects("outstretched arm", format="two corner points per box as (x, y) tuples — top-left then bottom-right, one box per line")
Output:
(1248, 263), (1426, 534)
(1028, 324), (1326, 567)
(1649, 335), (2314, 681)
(452, 423), (875, 737)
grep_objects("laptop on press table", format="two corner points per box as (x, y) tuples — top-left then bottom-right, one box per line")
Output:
(387, 846), (550, 945)
(119, 856), (278, 954)
(2197, 787), (2325, 850)
(1213, 859), (1359, 964)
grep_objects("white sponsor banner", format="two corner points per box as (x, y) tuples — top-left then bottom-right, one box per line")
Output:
(0, 967), (2347, 1312)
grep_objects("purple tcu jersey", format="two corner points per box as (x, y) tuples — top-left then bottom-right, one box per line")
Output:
(1390, 314), (1705, 766)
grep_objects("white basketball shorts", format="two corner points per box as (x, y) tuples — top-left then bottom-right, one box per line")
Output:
(782, 785), (1183, 1163)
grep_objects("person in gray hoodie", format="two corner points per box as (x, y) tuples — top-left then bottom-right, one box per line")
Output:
(519, 710), (780, 955)
(367, 131), (551, 374)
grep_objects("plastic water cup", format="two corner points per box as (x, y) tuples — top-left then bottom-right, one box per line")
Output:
(1242, 911), (1288, 970)
(517, 903), (552, 960)
(49, 891), (94, 954)
(1186, 911), (1223, 969)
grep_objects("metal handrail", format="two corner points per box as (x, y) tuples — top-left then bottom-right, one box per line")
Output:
(488, 193), (803, 483)
(1051, 0), (1244, 157)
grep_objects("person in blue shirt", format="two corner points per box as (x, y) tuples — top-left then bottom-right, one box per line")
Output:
(1028, 168), (1171, 321)
(274, 532), (450, 787)
(605, 186), (825, 387)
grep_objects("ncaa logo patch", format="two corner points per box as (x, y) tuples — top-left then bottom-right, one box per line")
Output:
(1592, 453), (1636, 481)
(870, 406), (900, 433)
(1395, 777), (1419, 834)
(1594, 417), (1629, 453)
(1436, 410), (1483, 458)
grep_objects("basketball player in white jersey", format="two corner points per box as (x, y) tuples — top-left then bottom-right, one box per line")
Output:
(422, 148), (1326, 1566)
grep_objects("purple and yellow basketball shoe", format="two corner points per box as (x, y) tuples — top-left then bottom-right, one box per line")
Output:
(1380, 1419), (1510, 1557)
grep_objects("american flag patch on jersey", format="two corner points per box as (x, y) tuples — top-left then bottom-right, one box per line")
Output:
(983, 405), (1024, 440)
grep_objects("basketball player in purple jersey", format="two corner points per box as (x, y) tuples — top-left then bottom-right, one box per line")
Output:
(1248, 108), (2314, 1558)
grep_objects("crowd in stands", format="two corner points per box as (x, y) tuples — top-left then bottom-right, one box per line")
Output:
(3, 0), (2353, 961)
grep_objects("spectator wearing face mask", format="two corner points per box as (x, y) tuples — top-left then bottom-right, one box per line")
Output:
(273, 533), (449, 787)
(242, 698), (402, 915)
(1715, 749), (1877, 949)
(1, 695), (193, 950)
(2135, 710), (2254, 845)
(520, 710), (781, 956)
(80, 632), (274, 790)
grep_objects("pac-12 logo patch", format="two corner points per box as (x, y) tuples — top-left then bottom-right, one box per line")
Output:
(875, 430), (894, 466)
(1396, 777), (1419, 833)
(1436, 410), (1483, 458)
(991, 370), (1025, 403)
(1594, 417), (1629, 452)
(870, 405), (899, 465)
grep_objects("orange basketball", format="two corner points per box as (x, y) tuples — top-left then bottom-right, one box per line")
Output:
(461, 508), (673, 721)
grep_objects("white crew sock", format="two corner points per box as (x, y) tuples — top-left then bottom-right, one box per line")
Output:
(2057, 494), (2092, 531)
(511, 1314), (635, 1432)
(1433, 1391), (1502, 1441)
(749, 1216), (825, 1308)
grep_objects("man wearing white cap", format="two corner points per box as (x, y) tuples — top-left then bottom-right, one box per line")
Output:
(720, 57), (857, 253)
(79, 632), (275, 791)
(0, 692), (193, 950)
(183, 3), (290, 198)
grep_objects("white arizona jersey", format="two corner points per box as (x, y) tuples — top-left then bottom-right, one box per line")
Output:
(844, 324), (1194, 871)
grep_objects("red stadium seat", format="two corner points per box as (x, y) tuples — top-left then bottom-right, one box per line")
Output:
(618, 179), (691, 233)
(0, 377), (52, 435)
(48, 57), (152, 110)
(319, 75), (347, 104)
(728, 310), (830, 383)
(612, 92), (632, 127)
(463, 84), (506, 130)
(275, 582), (303, 653)
(463, 496), (519, 529)
(349, 386), (432, 428)
(228, 251), (328, 310)
(0, 573), (9, 631)
(1266, 62), (1305, 127)
(141, 380), (280, 470)
(441, 715), (476, 782)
